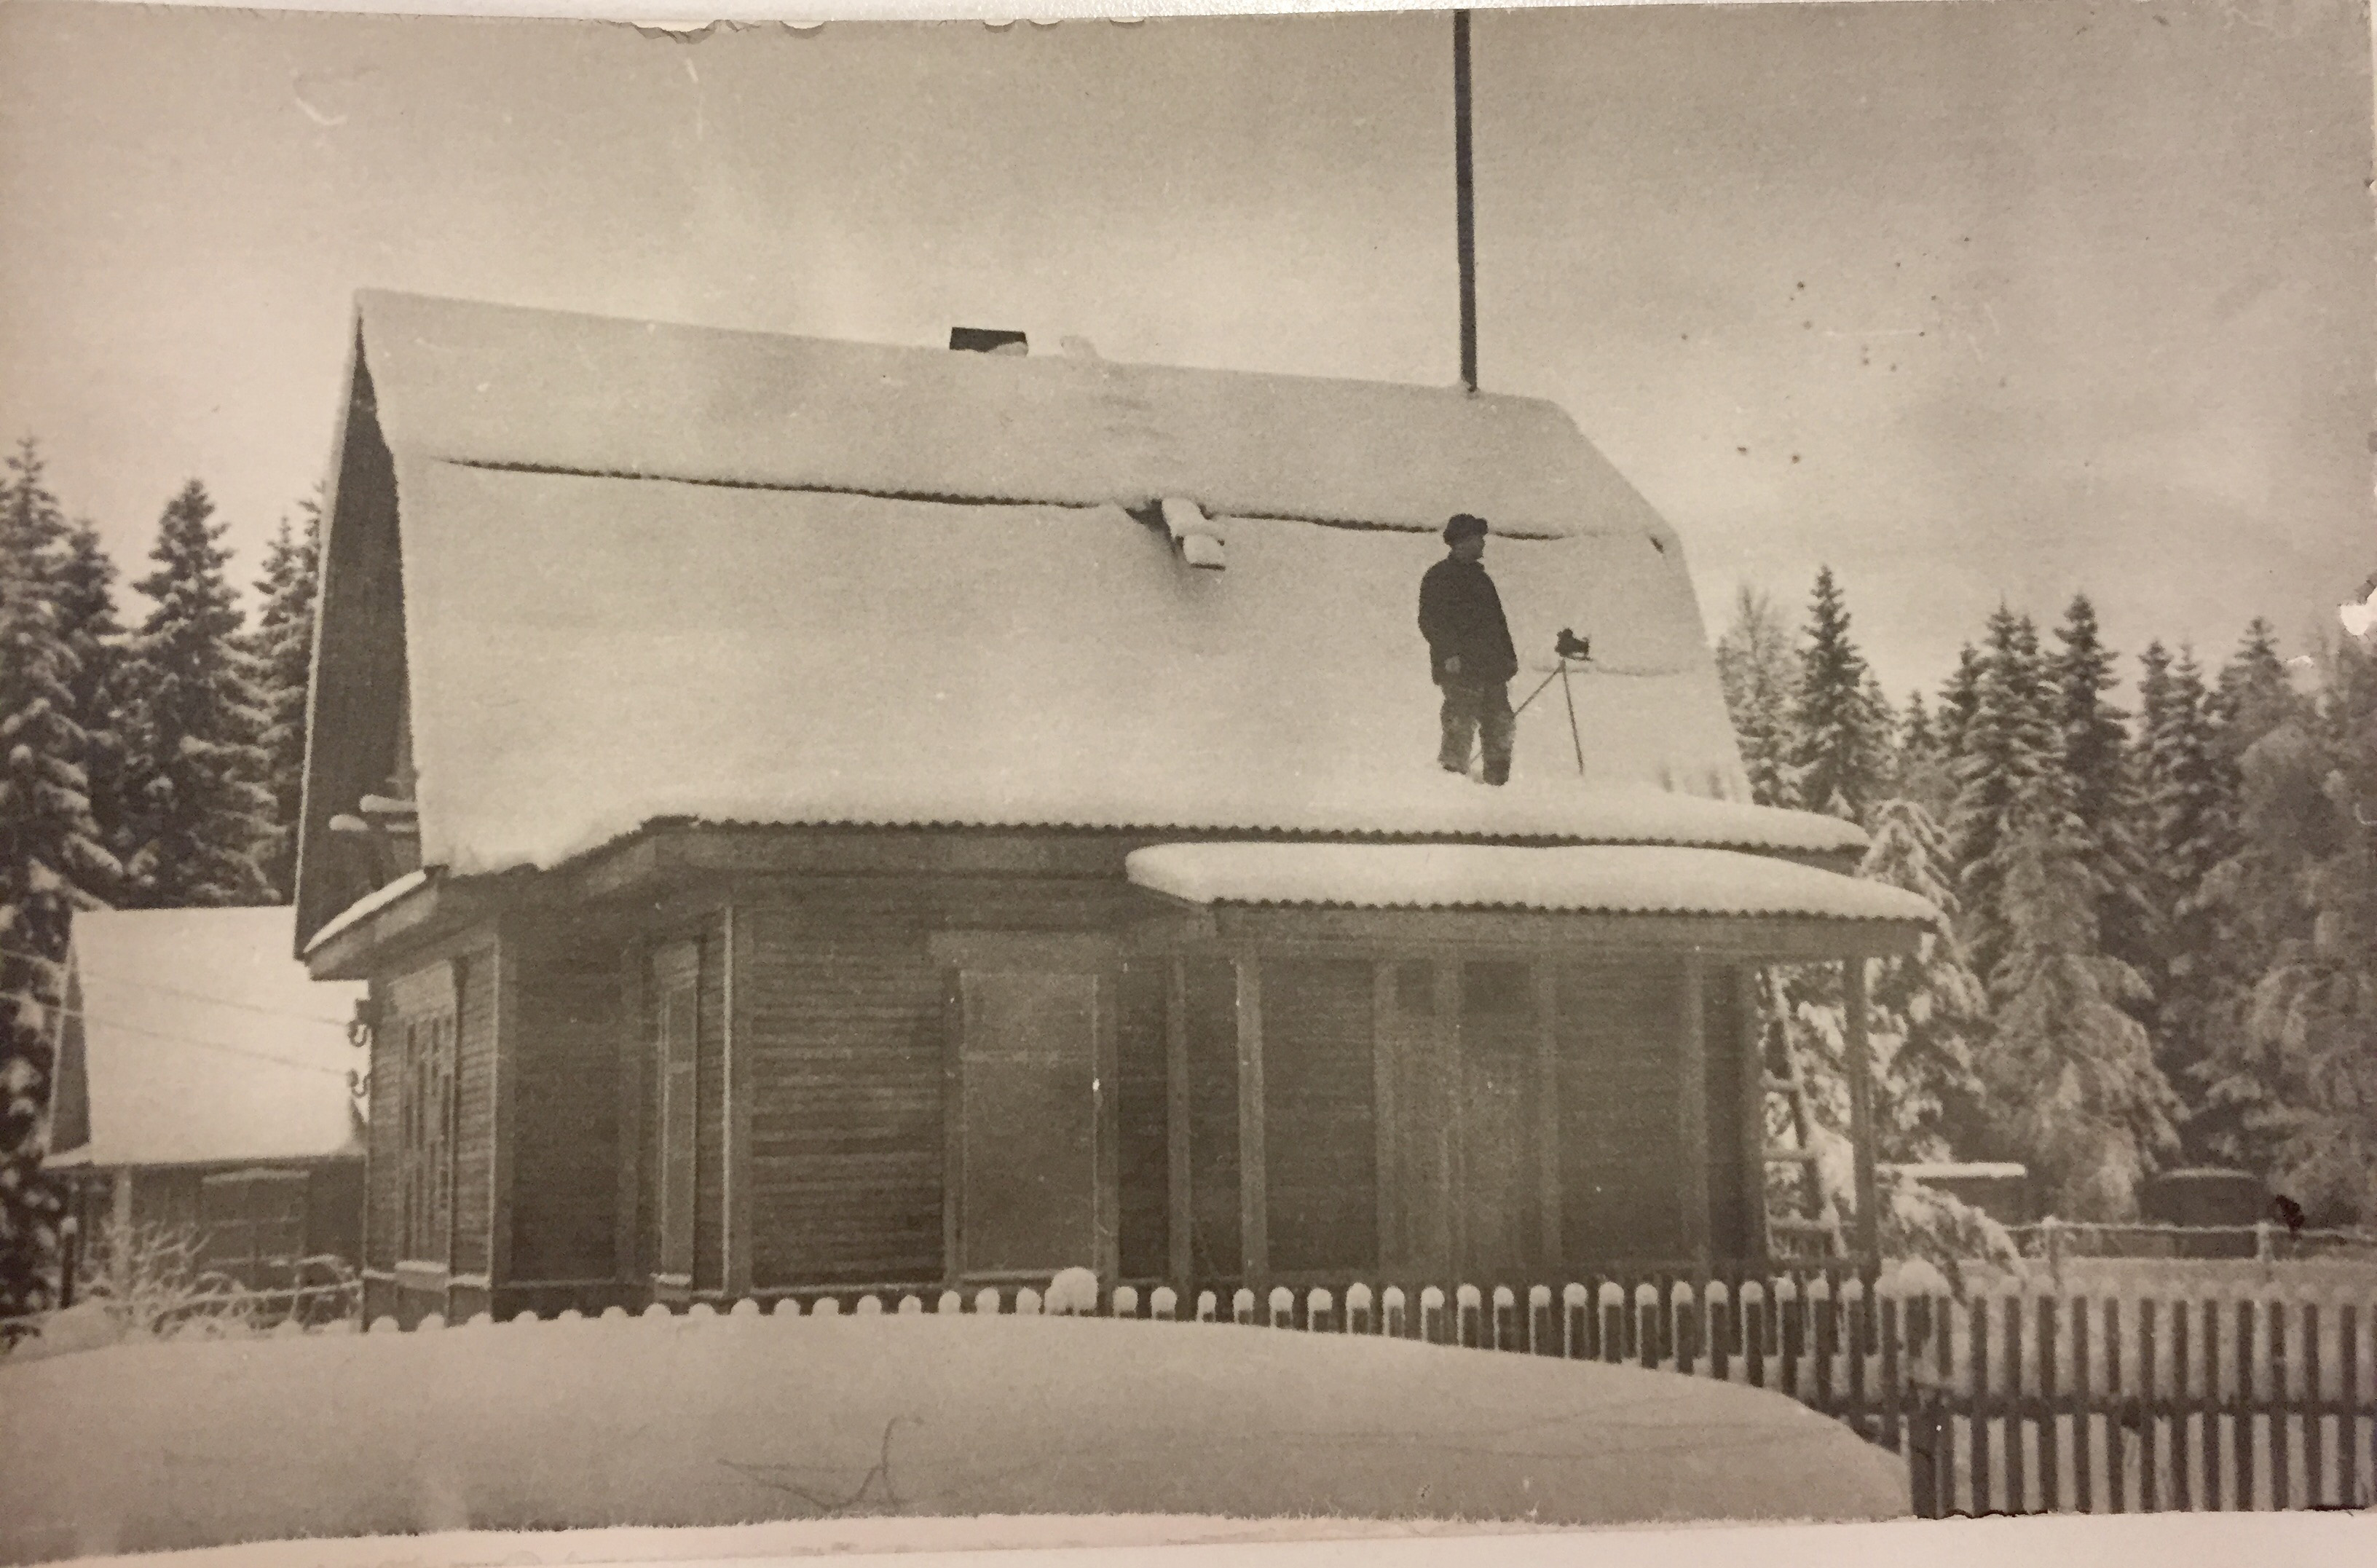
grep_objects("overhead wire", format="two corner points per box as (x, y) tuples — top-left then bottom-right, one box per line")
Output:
(0, 943), (356, 1028)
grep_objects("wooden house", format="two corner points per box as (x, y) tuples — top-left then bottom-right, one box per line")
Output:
(47, 907), (368, 1288)
(295, 292), (1940, 1328)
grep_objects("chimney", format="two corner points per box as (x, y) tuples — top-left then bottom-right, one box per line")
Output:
(950, 327), (1028, 355)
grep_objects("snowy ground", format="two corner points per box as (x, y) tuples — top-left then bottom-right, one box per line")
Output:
(0, 1312), (1907, 1563)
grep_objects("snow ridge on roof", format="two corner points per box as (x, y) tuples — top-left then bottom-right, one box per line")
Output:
(58, 907), (367, 1168)
(355, 290), (1663, 541)
(1126, 843), (1942, 926)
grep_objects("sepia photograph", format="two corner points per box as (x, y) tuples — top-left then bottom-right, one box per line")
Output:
(0, 0), (2372, 1562)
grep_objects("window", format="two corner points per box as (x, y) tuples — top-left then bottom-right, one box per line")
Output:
(390, 963), (458, 1264)
(198, 1169), (308, 1285)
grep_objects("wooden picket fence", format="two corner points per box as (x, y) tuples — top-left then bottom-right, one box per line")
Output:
(366, 1269), (2377, 1518)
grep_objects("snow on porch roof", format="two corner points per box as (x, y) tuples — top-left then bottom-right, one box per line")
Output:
(1125, 843), (1943, 926)
(52, 907), (367, 1169)
(352, 289), (1653, 539)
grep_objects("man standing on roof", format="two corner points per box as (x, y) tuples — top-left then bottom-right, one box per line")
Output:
(1418, 513), (1519, 786)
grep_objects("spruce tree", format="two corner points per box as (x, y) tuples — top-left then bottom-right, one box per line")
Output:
(1784, 567), (1891, 824)
(117, 481), (276, 908)
(2194, 637), (2328, 1176)
(1982, 785), (2182, 1218)
(1858, 797), (1989, 1159)
(0, 439), (106, 1315)
(2050, 594), (2156, 1006)
(249, 492), (322, 901)
(1714, 584), (1796, 807)
(1937, 644), (1984, 763)
(52, 519), (128, 899)
(1898, 692), (1955, 822)
(1950, 607), (2059, 985)
(2235, 632), (2377, 1224)
(2143, 645), (2235, 1154)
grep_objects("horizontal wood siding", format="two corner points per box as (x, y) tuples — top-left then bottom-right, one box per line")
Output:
(450, 949), (495, 1278)
(510, 937), (622, 1283)
(745, 902), (942, 1288)
(1183, 956), (1242, 1280)
(1556, 958), (1684, 1262)
(1116, 958), (1169, 1280)
(1263, 958), (1377, 1274)
(695, 916), (727, 1293)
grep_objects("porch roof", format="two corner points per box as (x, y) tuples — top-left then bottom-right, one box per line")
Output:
(1124, 842), (1942, 929)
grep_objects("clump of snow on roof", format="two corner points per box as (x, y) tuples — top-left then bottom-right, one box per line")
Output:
(1888, 1162), (2029, 1181)
(58, 908), (366, 1168)
(381, 466), (1858, 878)
(1125, 843), (1942, 926)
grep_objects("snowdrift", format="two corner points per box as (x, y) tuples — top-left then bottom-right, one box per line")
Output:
(0, 1312), (1907, 1561)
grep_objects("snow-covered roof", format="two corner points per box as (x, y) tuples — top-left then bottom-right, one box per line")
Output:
(50, 907), (366, 1169)
(1125, 843), (1942, 926)
(299, 293), (1867, 933)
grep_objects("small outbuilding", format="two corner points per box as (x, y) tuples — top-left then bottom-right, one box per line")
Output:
(294, 292), (1942, 1326)
(47, 907), (369, 1292)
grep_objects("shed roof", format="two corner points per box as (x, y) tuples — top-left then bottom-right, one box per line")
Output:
(1125, 843), (1941, 927)
(299, 293), (1867, 945)
(48, 907), (366, 1170)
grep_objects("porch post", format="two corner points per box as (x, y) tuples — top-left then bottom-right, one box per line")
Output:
(1234, 955), (1268, 1280)
(615, 939), (645, 1285)
(1844, 955), (1880, 1261)
(1370, 963), (1401, 1270)
(1433, 959), (1464, 1272)
(1676, 950), (1711, 1268)
(724, 906), (753, 1299)
(1167, 958), (1194, 1288)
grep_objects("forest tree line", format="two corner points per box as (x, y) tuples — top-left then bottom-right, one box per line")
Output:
(1722, 568), (2374, 1238)
(1, 438), (318, 1315)
(3, 428), (2371, 1311)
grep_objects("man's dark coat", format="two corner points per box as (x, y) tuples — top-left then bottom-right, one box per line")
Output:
(1417, 555), (1518, 687)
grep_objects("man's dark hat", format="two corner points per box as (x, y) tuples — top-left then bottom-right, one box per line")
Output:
(1444, 513), (1489, 543)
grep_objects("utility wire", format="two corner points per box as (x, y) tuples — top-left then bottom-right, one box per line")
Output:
(40, 1001), (356, 1079)
(0, 943), (355, 1028)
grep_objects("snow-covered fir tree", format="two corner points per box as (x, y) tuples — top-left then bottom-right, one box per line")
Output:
(2232, 631), (2377, 1225)
(51, 516), (128, 898)
(1936, 644), (1983, 765)
(2138, 643), (2236, 1155)
(1982, 786), (2182, 1220)
(117, 480), (276, 908)
(2050, 594), (2156, 1005)
(1949, 607), (2059, 985)
(1896, 693), (1956, 822)
(1783, 567), (1893, 824)
(0, 439), (107, 1315)
(1714, 584), (1795, 807)
(1857, 797), (1988, 1159)
(2194, 633), (2329, 1176)
(248, 492), (322, 901)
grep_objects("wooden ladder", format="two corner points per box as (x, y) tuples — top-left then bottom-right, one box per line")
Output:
(1759, 976), (1844, 1260)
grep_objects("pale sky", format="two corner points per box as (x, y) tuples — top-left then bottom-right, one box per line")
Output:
(1, 0), (2368, 700)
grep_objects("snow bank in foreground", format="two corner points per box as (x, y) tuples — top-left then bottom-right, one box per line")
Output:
(0, 1315), (1907, 1562)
